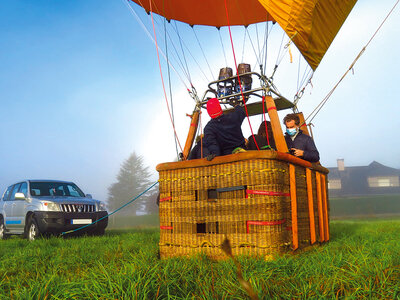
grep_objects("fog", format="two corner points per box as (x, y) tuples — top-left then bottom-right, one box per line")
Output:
(1, 0), (399, 204)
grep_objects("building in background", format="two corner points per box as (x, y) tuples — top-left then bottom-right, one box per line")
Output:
(328, 159), (400, 197)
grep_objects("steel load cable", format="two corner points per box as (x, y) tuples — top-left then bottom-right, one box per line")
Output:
(61, 181), (159, 235)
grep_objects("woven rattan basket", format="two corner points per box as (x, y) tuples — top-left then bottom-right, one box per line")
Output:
(157, 151), (329, 260)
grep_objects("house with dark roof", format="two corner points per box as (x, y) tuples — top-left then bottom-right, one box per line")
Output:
(328, 159), (400, 197)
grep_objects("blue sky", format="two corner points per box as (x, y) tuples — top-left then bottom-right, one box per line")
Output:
(1, 0), (399, 201)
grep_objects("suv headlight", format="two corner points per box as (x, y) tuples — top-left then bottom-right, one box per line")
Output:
(43, 202), (60, 211)
(98, 202), (107, 211)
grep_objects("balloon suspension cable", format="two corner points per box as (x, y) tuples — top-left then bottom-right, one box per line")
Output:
(270, 30), (294, 83)
(192, 27), (214, 80)
(170, 22), (212, 84)
(245, 26), (264, 73)
(164, 18), (179, 160)
(218, 29), (228, 67)
(161, 20), (211, 85)
(305, 0), (400, 125)
(163, 24), (192, 83)
(255, 23), (261, 61)
(263, 18), (270, 75)
(152, 15), (201, 85)
(296, 49), (301, 92)
(223, 0), (259, 150)
(123, 0), (189, 91)
(294, 70), (314, 107)
(241, 27), (247, 63)
(173, 21), (193, 86)
(148, 0), (185, 157)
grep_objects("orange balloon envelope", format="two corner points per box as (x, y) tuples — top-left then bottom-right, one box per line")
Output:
(131, 0), (357, 70)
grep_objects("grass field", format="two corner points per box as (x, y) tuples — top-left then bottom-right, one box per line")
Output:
(330, 194), (400, 219)
(0, 219), (399, 299)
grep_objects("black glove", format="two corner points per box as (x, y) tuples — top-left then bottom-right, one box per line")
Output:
(206, 154), (216, 161)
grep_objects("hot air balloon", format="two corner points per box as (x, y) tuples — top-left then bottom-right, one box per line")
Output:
(128, 0), (357, 259)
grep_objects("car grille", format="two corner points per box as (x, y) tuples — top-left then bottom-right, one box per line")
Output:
(60, 204), (96, 213)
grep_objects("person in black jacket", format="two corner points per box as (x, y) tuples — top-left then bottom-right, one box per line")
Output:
(247, 121), (276, 151)
(283, 113), (319, 162)
(188, 134), (210, 160)
(203, 98), (246, 160)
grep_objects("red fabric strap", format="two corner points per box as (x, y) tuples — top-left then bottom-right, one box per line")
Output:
(246, 219), (286, 233)
(159, 196), (172, 202)
(160, 226), (173, 230)
(246, 190), (290, 197)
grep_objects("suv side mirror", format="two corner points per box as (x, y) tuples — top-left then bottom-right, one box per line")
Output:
(86, 194), (92, 199)
(14, 192), (26, 200)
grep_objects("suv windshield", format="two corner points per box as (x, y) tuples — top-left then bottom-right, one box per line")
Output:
(30, 182), (85, 197)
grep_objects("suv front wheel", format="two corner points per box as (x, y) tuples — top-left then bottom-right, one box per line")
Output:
(0, 218), (7, 240)
(25, 218), (41, 241)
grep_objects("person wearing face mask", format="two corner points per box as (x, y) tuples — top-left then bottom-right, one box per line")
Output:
(283, 113), (320, 162)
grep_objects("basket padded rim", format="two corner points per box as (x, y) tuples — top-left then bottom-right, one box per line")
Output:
(156, 150), (328, 174)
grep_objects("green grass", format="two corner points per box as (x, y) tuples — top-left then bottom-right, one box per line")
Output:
(107, 214), (159, 229)
(330, 194), (400, 218)
(0, 220), (399, 299)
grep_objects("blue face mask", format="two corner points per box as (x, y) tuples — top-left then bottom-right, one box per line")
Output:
(286, 128), (297, 136)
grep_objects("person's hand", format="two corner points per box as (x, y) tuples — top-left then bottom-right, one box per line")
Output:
(291, 148), (304, 157)
(206, 154), (216, 161)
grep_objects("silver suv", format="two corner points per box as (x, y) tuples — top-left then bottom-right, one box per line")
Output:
(0, 180), (108, 240)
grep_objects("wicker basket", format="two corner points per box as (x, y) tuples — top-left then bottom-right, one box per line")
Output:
(157, 151), (329, 260)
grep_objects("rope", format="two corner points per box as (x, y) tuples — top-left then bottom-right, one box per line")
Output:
(148, 0), (185, 157)
(306, 0), (400, 124)
(223, 0), (260, 151)
(61, 181), (159, 235)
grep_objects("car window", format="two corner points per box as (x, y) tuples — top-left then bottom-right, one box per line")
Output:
(52, 186), (65, 196)
(67, 185), (81, 197)
(2, 185), (13, 201)
(10, 183), (21, 200)
(29, 182), (85, 197)
(30, 188), (40, 196)
(19, 182), (28, 197)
